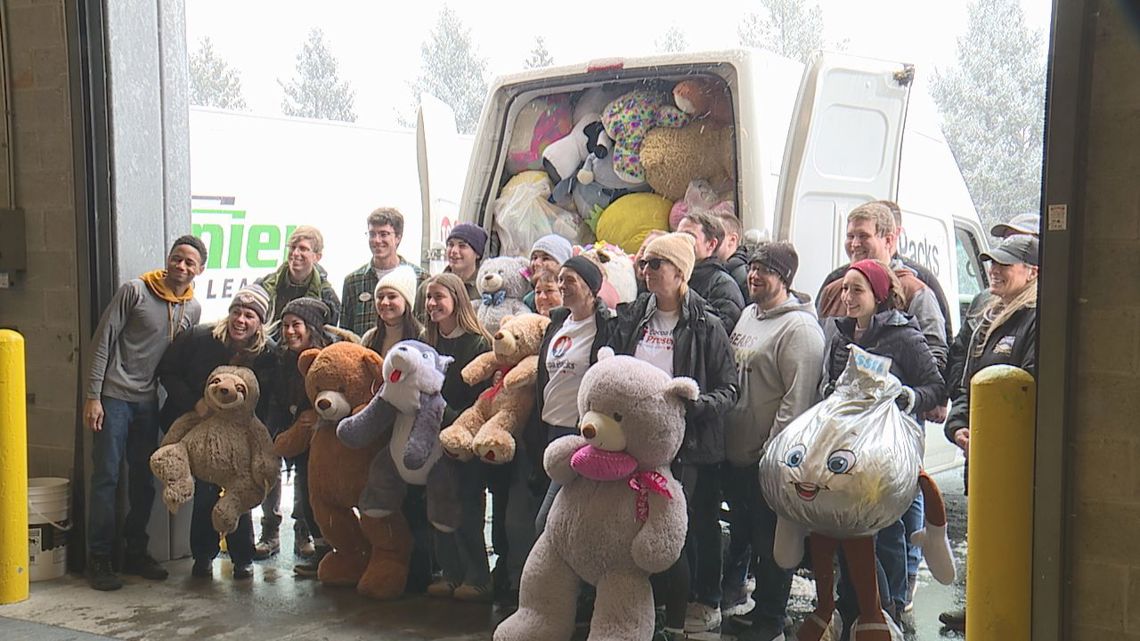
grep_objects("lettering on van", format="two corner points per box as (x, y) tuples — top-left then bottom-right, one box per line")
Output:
(190, 207), (298, 301)
(897, 230), (941, 277)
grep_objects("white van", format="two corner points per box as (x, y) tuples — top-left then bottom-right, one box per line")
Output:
(418, 48), (989, 473)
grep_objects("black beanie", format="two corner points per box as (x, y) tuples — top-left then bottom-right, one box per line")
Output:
(281, 297), (330, 334)
(562, 256), (603, 296)
(750, 241), (799, 287)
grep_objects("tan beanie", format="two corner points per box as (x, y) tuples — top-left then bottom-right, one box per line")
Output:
(375, 266), (419, 308)
(645, 232), (697, 282)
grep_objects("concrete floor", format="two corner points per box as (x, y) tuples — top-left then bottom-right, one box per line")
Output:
(0, 470), (969, 641)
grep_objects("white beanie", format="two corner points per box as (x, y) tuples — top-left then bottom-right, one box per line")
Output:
(375, 266), (418, 308)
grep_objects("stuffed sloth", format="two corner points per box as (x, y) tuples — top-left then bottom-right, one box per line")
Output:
(150, 365), (279, 535)
(337, 340), (461, 536)
(494, 349), (697, 641)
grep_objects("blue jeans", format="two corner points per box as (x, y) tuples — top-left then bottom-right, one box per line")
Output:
(903, 491), (924, 579)
(191, 480), (254, 565)
(87, 396), (160, 557)
(876, 492), (924, 610)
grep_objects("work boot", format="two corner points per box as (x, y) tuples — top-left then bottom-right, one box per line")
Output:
(123, 552), (169, 580)
(252, 537), (279, 560)
(294, 543), (331, 577)
(191, 558), (213, 578)
(939, 607), (966, 631)
(233, 563), (254, 580)
(88, 555), (122, 591)
(295, 536), (315, 557)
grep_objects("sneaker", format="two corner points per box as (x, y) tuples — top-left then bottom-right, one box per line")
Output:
(454, 582), (494, 602)
(88, 555), (122, 591)
(736, 617), (786, 641)
(252, 537), (279, 560)
(683, 602), (722, 633)
(191, 558), (212, 578)
(427, 580), (459, 598)
(233, 563), (253, 580)
(123, 553), (169, 580)
(720, 581), (756, 617)
(939, 608), (966, 631)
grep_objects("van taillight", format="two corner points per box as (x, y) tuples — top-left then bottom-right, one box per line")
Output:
(587, 59), (624, 72)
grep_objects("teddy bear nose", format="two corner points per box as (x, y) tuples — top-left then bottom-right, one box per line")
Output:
(317, 398), (331, 410)
(581, 424), (597, 440)
(493, 332), (504, 341)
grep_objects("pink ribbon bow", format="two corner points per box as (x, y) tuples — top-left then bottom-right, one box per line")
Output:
(627, 471), (673, 523)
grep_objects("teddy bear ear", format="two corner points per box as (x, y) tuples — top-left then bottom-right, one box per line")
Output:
(665, 376), (700, 402)
(363, 350), (384, 384)
(298, 348), (321, 376)
(597, 346), (616, 361)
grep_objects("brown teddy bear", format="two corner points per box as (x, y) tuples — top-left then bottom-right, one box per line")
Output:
(150, 365), (279, 535)
(274, 342), (413, 600)
(439, 313), (550, 464)
(641, 122), (736, 202)
(672, 77), (733, 127)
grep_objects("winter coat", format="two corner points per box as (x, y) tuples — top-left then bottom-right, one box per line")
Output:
(607, 290), (740, 464)
(943, 303), (1037, 443)
(157, 324), (280, 430)
(725, 247), (750, 302)
(724, 292), (826, 466)
(822, 309), (944, 419)
(341, 258), (425, 337)
(689, 258), (746, 328)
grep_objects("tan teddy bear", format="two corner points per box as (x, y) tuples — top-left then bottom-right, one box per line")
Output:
(439, 313), (551, 464)
(641, 122), (736, 202)
(150, 365), (279, 535)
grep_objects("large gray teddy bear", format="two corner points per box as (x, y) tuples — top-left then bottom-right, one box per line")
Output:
(336, 340), (461, 532)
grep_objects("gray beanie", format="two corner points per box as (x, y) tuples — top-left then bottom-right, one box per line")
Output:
(530, 234), (573, 265)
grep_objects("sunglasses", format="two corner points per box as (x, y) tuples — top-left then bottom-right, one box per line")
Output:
(637, 257), (670, 271)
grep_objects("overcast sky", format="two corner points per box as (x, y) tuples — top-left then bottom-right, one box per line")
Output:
(185, 0), (1053, 128)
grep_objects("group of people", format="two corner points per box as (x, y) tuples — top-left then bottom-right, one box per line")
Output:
(83, 201), (1040, 641)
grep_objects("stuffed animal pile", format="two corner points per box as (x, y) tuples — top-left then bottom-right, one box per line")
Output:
(492, 76), (738, 258)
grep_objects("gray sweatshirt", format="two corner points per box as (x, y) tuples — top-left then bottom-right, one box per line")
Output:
(86, 279), (201, 402)
(724, 292), (825, 466)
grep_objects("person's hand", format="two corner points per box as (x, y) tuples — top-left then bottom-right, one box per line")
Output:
(84, 399), (105, 432)
(895, 386), (916, 412)
(954, 428), (970, 459)
(923, 405), (949, 423)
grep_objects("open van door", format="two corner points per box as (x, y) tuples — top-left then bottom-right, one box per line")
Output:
(773, 53), (914, 293)
(417, 94), (465, 275)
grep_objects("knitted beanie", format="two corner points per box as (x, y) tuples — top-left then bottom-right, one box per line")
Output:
(530, 234), (573, 265)
(562, 256), (603, 295)
(750, 241), (799, 287)
(447, 223), (489, 259)
(644, 233), (697, 282)
(375, 265), (419, 308)
(230, 283), (270, 323)
(281, 297), (330, 334)
(849, 259), (891, 304)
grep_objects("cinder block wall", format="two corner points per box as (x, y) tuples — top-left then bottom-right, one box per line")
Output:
(1068, 1), (1140, 639)
(0, 0), (81, 478)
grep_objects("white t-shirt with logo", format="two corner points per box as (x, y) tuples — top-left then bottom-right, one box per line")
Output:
(635, 309), (679, 376)
(542, 315), (597, 428)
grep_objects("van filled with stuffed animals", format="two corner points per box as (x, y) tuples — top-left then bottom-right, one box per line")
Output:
(417, 48), (988, 474)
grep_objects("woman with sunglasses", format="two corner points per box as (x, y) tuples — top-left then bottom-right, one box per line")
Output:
(607, 232), (739, 639)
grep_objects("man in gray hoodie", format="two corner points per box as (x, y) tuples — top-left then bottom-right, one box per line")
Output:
(722, 241), (825, 641)
(83, 235), (206, 591)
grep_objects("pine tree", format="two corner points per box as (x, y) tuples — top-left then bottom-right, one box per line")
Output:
(279, 28), (357, 122)
(737, 0), (825, 64)
(656, 26), (688, 53)
(525, 36), (554, 69)
(931, 0), (1046, 230)
(398, 6), (489, 134)
(188, 37), (247, 110)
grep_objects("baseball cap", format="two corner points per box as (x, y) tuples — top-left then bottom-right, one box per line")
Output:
(980, 235), (1039, 267)
(990, 213), (1041, 238)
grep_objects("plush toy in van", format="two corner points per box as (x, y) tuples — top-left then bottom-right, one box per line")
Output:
(506, 94), (574, 176)
(601, 90), (690, 184)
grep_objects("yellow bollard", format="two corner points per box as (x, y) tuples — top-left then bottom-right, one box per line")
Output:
(0, 329), (28, 603)
(966, 364), (1035, 641)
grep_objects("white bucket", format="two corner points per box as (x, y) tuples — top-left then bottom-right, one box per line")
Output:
(28, 477), (70, 582)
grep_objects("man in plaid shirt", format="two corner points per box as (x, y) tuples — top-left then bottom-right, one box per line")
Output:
(340, 207), (424, 337)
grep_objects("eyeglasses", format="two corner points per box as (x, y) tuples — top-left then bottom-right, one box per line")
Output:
(637, 257), (669, 271)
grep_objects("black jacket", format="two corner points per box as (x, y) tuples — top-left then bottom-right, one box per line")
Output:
(607, 290), (739, 465)
(944, 304), (1037, 443)
(725, 247), (750, 302)
(823, 310), (944, 418)
(689, 258), (746, 329)
(157, 324), (280, 429)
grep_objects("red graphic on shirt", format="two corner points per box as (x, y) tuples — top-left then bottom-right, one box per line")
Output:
(552, 335), (572, 358)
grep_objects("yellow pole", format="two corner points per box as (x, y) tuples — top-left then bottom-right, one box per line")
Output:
(0, 329), (28, 603)
(966, 364), (1036, 641)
